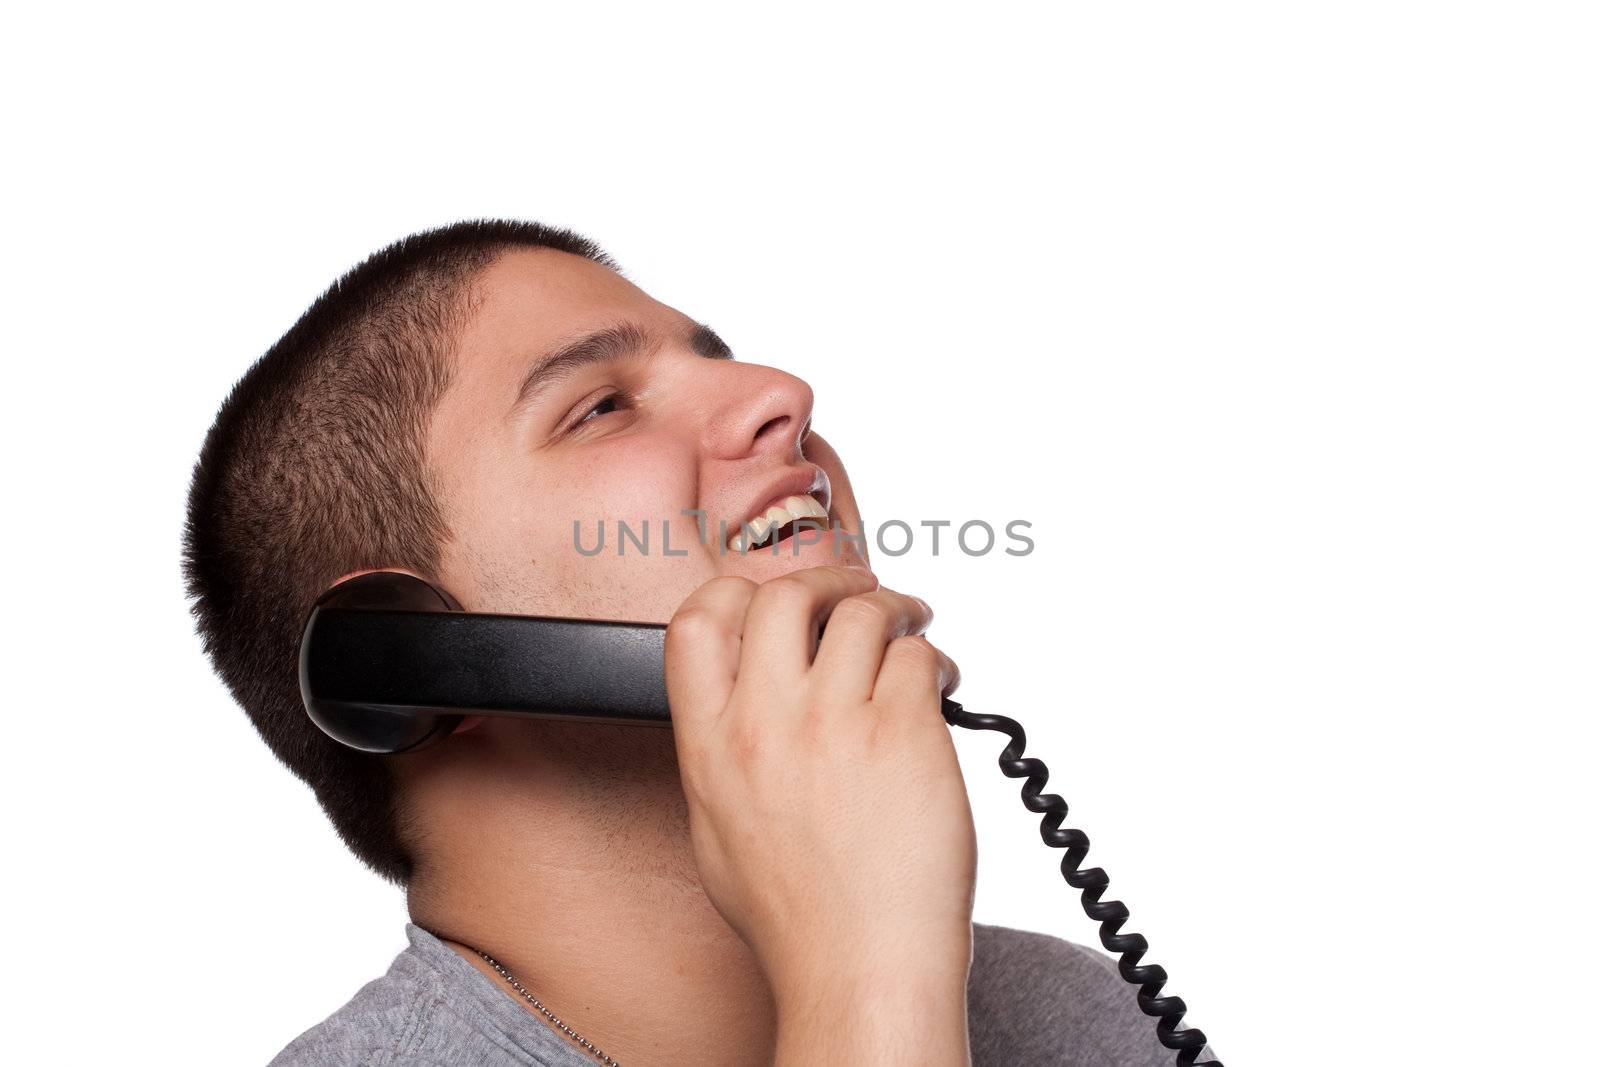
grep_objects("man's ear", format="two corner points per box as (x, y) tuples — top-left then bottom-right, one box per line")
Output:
(328, 566), (426, 589)
(322, 568), (464, 612)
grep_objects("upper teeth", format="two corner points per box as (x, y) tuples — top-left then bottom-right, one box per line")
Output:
(728, 494), (829, 552)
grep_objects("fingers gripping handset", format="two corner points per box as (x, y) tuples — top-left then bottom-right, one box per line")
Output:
(664, 566), (976, 1066)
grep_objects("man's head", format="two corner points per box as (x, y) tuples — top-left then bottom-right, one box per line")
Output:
(184, 220), (868, 885)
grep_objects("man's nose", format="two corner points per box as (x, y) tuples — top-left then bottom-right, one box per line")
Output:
(700, 363), (815, 462)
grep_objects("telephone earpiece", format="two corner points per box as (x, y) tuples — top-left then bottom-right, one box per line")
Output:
(297, 570), (670, 755)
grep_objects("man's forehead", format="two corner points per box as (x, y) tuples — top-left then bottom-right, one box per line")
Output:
(457, 247), (681, 376)
(472, 247), (662, 327)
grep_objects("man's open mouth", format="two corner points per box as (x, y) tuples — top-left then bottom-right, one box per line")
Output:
(727, 493), (830, 553)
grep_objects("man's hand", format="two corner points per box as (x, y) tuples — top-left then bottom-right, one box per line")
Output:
(665, 566), (976, 1066)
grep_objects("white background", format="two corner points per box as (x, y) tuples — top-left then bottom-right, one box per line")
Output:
(4, 4), (1596, 1064)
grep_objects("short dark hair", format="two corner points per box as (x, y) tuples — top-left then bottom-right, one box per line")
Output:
(182, 219), (617, 884)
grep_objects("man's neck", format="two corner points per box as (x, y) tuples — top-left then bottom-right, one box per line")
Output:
(403, 721), (778, 1067)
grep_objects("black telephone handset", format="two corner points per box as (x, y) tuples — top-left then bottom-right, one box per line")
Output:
(300, 571), (1220, 1066)
(300, 571), (674, 752)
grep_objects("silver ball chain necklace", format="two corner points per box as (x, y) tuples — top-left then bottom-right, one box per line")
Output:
(476, 949), (622, 1067)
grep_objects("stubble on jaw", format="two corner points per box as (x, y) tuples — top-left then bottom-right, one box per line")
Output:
(526, 718), (702, 891)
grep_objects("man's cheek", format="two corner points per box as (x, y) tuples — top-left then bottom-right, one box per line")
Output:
(558, 440), (695, 524)
(521, 457), (692, 572)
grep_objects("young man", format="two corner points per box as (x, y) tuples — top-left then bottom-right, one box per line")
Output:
(184, 220), (1187, 1065)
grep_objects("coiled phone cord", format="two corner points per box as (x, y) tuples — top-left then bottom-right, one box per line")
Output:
(941, 700), (1221, 1067)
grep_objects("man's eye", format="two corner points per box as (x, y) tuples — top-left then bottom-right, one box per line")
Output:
(570, 391), (626, 430)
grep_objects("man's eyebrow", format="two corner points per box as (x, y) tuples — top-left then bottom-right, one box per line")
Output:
(509, 322), (654, 416)
(689, 322), (734, 361)
(509, 320), (735, 419)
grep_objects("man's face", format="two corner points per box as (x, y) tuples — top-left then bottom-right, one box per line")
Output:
(428, 249), (870, 622)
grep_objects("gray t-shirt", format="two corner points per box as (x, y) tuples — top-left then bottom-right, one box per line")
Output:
(271, 922), (1203, 1066)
